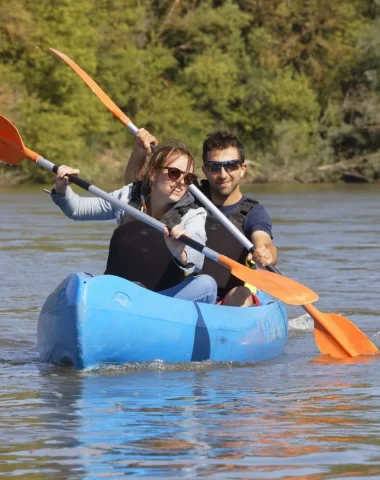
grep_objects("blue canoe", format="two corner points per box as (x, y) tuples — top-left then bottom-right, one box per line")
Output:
(37, 272), (288, 369)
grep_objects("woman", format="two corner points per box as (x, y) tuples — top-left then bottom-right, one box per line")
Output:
(50, 141), (217, 304)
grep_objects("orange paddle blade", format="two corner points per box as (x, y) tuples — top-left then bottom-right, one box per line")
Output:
(0, 136), (25, 164)
(218, 255), (318, 306)
(50, 48), (132, 126)
(0, 115), (41, 164)
(0, 115), (24, 146)
(0, 115), (26, 164)
(304, 304), (379, 358)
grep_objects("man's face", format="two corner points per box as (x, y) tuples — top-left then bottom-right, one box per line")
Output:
(202, 146), (247, 198)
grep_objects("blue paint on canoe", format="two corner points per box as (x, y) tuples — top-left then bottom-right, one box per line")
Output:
(37, 273), (288, 369)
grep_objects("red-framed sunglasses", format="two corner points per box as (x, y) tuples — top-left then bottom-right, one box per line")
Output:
(160, 167), (197, 185)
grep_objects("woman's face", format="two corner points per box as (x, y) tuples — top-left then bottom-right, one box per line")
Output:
(150, 154), (194, 204)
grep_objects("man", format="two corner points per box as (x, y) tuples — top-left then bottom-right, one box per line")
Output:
(124, 129), (277, 306)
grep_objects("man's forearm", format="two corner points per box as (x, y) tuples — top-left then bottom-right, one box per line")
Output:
(251, 231), (278, 265)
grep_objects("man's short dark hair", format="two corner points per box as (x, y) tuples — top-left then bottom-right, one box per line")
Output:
(202, 130), (245, 164)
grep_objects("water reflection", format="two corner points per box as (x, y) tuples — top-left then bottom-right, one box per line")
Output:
(311, 354), (378, 365)
(0, 356), (380, 478)
(4, 365), (378, 478)
(0, 366), (84, 478)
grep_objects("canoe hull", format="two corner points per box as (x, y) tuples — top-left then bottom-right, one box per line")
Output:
(37, 273), (288, 369)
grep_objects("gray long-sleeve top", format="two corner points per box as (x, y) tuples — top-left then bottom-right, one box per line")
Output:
(50, 184), (207, 274)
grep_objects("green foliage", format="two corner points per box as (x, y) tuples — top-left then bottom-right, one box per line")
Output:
(0, 0), (379, 183)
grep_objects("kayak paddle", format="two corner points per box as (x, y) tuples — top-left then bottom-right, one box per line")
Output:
(49, 48), (379, 357)
(0, 115), (317, 306)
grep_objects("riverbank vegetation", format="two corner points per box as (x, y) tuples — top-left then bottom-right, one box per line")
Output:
(1, 0), (380, 184)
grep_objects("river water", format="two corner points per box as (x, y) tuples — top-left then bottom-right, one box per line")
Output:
(1, 183), (380, 479)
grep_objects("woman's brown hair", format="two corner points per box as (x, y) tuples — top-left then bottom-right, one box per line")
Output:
(137, 141), (194, 184)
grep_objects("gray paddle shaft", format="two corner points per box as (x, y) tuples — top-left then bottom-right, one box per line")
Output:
(189, 184), (254, 251)
(36, 156), (220, 263)
(189, 184), (280, 275)
(126, 122), (138, 135)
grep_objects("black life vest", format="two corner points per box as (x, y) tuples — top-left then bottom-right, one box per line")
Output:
(104, 182), (200, 292)
(198, 180), (259, 297)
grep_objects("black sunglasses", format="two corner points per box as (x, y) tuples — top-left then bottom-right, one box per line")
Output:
(161, 167), (197, 185)
(204, 159), (243, 174)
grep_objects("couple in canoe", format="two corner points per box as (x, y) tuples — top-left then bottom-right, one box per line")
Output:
(51, 130), (277, 306)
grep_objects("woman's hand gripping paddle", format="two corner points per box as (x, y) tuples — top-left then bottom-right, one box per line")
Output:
(0, 115), (317, 306)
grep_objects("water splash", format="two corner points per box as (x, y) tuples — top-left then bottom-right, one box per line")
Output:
(288, 313), (313, 331)
(370, 330), (380, 348)
(82, 359), (242, 375)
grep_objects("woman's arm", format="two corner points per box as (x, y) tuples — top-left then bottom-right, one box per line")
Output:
(164, 208), (207, 274)
(124, 128), (158, 184)
(51, 165), (131, 221)
(51, 186), (120, 221)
